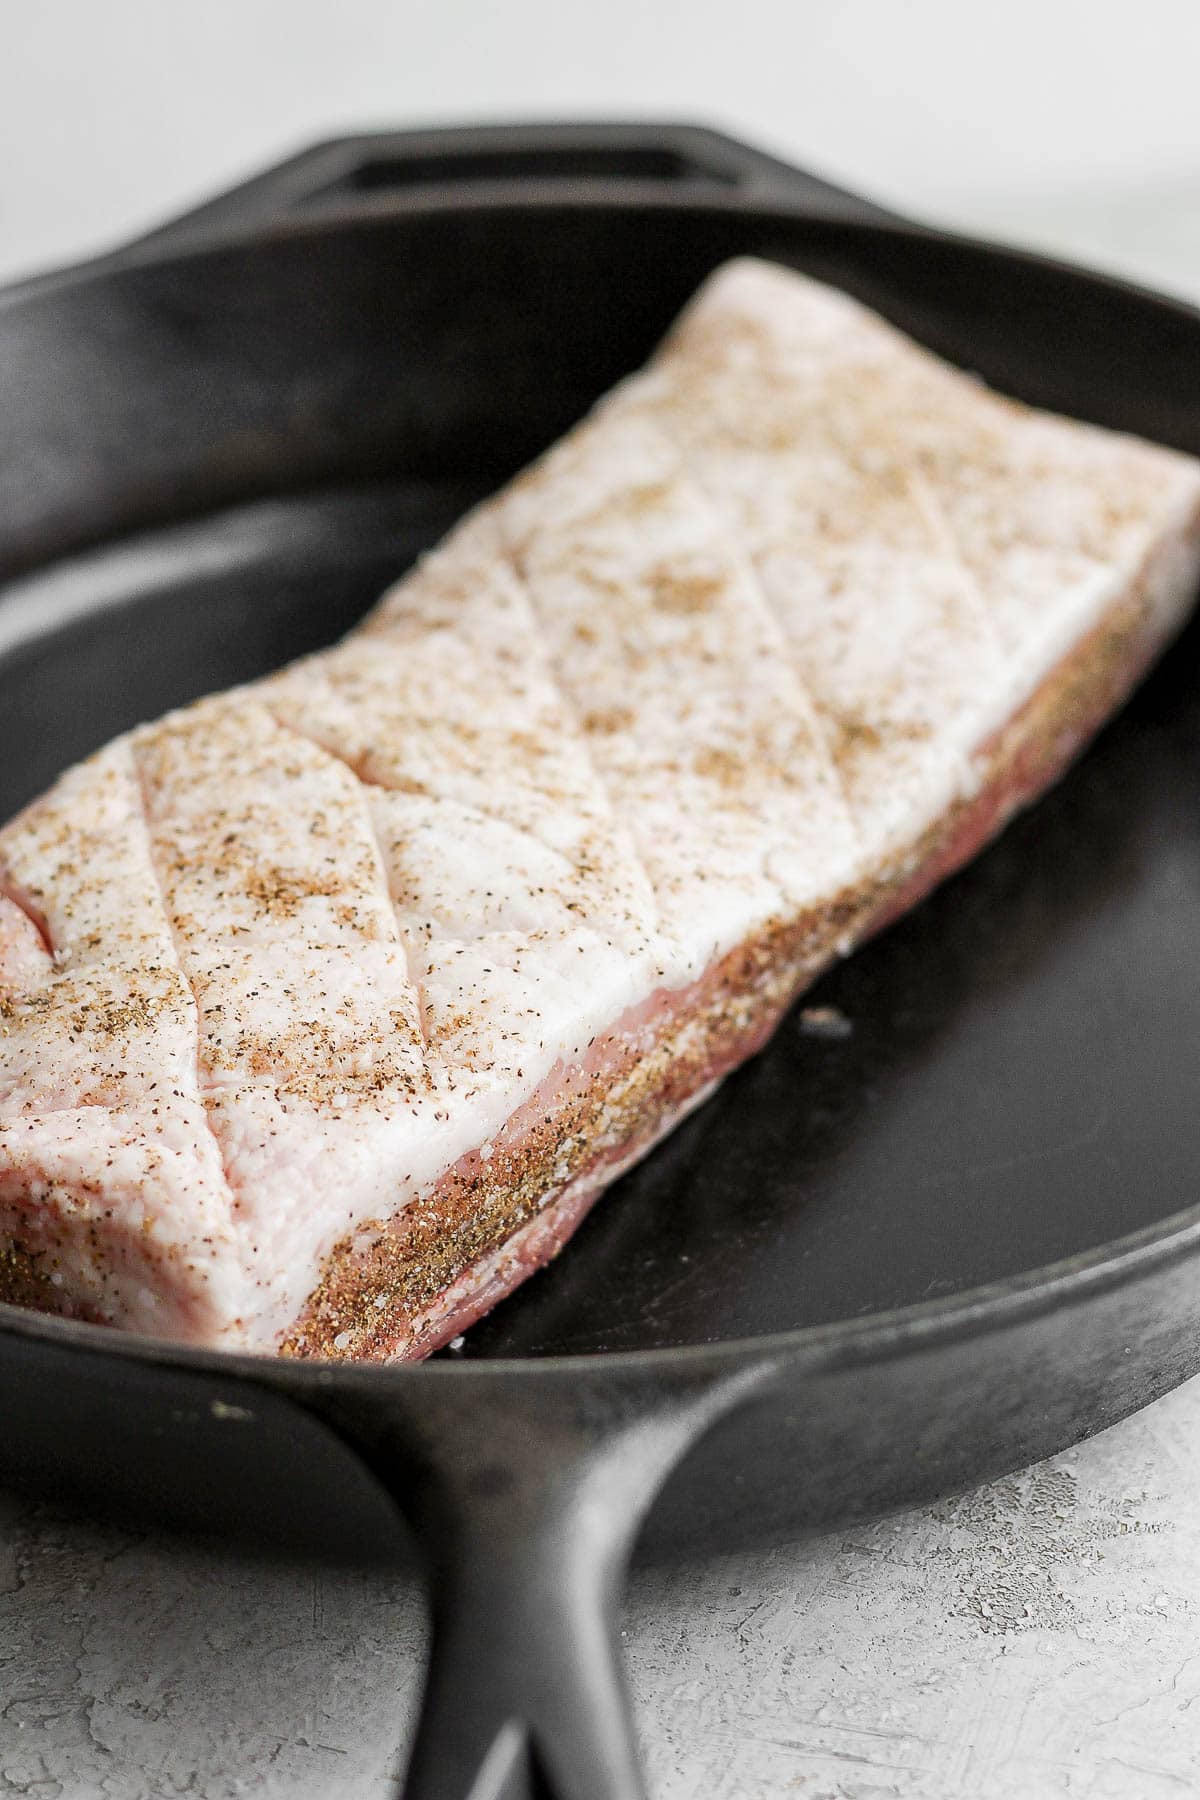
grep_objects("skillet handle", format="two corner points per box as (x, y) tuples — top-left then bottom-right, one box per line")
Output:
(292, 1363), (762, 1800)
(129, 121), (899, 254)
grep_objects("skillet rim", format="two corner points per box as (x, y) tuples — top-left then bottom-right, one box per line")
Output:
(9, 184), (1200, 337)
(3, 187), (1200, 1383)
(3, 1189), (1200, 1382)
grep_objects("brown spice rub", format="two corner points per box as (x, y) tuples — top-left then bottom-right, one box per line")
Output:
(0, 1235), (75, 1316)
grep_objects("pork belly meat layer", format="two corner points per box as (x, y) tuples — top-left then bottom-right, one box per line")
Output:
(1, 260), (1198, 1357)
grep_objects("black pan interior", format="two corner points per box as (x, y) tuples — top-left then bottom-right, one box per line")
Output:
(2, 202), (1199, 1360)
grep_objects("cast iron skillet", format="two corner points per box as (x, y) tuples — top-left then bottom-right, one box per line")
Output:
(3, 123), (1200, 1800)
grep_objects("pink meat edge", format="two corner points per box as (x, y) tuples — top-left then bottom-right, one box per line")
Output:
(384, 1077), (723, 1362)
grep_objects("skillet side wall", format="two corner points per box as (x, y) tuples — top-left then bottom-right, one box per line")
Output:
(639, 1242), (1200, 1559)
(3, 203), (1200, 586)
(0, 1220), (1197, 1563)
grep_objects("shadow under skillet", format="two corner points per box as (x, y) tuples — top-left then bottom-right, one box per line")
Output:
(460, 615), (1200, 1357)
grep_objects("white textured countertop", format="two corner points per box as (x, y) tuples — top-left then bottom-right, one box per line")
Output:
(2, 1373), (1200, 1798)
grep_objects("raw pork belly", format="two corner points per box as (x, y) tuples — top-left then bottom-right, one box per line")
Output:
(1, 261), (1198, 1357)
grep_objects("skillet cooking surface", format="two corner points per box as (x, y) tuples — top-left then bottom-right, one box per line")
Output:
(2, 467), (1198, 1360)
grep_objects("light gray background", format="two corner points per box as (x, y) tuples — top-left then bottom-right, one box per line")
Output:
(2, 0), (1200, 301)
(2, 5), (1200, 1795)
